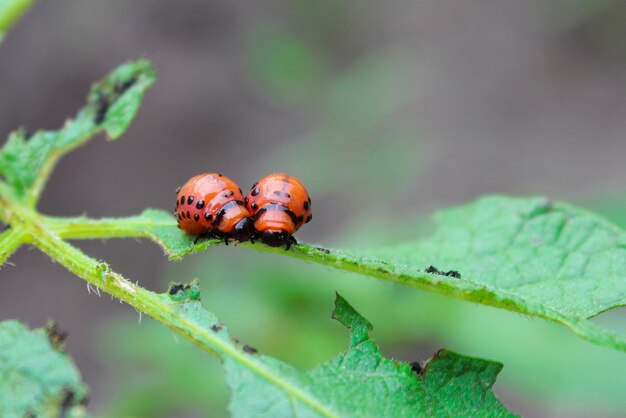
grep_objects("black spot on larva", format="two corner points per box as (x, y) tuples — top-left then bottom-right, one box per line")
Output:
(306, 214), (312, 223)
(252, 207), (267, 221)
(297, 215), (304, 223)
(251, 187), (260, 196)
(258, 204), (298, 224)
(180, 196), (185, 205)
(205, 212), (212, 221)
(243, 345), (258, 354)
(169, 284), (185, 295)
(187, 195), (194, 205)
(176, 200), (179, 208)
(273, 190), (281, 196)
(194, 214), (200, 222)
(175, 186), (181, 194)
(218, 173), (223, 177)
(410, 361), (422, 374)
(213, 208), (226, 226)
(285, 193), (291, 198)
(177, 213), (182, 220)
(211, 324), (223, 332)
(304, 201), (309, 210)
(186, 211), (191, 219)
(251, 202), (258, 210)
(196, 200), (205, 209)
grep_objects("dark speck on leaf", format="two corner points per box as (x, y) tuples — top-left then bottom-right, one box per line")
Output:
(315, 247), (331, 254)
(46, 322), (68, 349)
(243, 344), (258, 354)
(60, 389), (76, 412)
(410, 361), (422, 375)
(426, 265), (461, 279)
(211, 324), (224, 332)
(169, 284), (185, 296)
(94, 93), (110, 124)
(114, 76), (137, 94)
(426, 266), (440, 274)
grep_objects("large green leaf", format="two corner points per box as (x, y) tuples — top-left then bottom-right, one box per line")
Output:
(0, 321), (88, 418)
(48, 195), (626, 351)
(0, 59), (155, 203)
(163, 285), (513, 417)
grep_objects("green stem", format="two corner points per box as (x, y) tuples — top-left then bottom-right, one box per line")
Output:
(44, 215), (156, 239)
(29, 223), (338, 418)
(0, 226), (27, 264)
(0, 193), (337, 416)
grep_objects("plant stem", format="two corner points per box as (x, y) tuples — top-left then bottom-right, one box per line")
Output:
(0, 226), (27, 264)
(29, 223), (338, 418)
(44, 215), (154, 239)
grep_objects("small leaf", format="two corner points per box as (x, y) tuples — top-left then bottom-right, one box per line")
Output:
(0, 59), (155, 203)
(161, 286), (514, 417)
(0, 320), (88, 417)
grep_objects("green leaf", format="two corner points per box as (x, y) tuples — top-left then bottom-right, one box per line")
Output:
(0, 59), (155, 203)
(48, 195), (626, 351)
(0, 321), (88, 418)
(0, 0), (34, 41)
(162, 287), (513, 417)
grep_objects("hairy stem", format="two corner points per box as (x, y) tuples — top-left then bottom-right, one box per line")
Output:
(0, 226), (27, 264)
(28, 222), (337, 418)
(44, 214), (164, 239)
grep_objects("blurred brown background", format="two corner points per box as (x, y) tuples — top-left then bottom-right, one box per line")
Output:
(1, 1), (626, 417)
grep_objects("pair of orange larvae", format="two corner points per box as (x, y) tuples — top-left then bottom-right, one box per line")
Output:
(175, 173), (312, 248)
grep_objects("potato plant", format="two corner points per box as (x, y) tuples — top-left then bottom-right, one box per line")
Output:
(1, 7), (625, 418)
